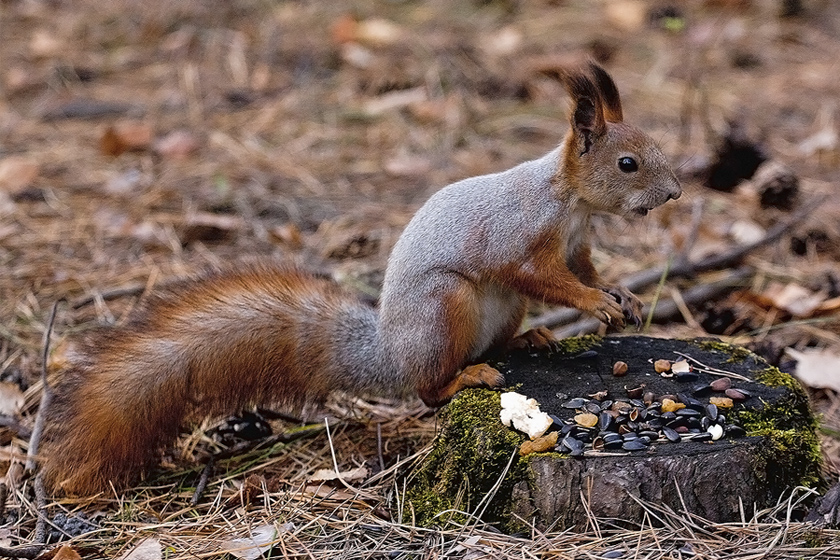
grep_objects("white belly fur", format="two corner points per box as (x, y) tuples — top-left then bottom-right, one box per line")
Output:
(470, 284), (522, 360)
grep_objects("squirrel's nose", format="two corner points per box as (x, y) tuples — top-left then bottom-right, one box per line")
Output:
(667, 178), (682, 200)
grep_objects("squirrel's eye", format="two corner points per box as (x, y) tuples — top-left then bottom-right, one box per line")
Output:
(618, 157), (638, 173)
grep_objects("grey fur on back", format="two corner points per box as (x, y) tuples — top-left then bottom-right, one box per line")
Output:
(378, 145), (589, 369)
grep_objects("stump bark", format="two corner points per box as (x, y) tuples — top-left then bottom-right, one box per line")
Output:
(405, 336), (821, 532)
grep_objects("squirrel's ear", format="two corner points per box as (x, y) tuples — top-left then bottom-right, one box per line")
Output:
(587, 62), (623, 123)
(563, 71), (606, 155)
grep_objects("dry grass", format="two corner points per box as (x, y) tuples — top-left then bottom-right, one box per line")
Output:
(1, 0), (839, 556)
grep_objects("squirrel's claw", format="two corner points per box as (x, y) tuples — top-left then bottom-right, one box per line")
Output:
(600, 285), (642, 330)
(509, 326), (558, 351)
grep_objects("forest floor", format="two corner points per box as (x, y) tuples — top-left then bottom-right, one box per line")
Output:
(0, 0), (839, 557)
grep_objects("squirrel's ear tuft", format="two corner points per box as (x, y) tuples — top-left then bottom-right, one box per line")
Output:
(562, 70), (606, 154)
(587, 62), (623, 123)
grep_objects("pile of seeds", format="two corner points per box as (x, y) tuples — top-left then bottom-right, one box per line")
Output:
(548, 360), (752, 457)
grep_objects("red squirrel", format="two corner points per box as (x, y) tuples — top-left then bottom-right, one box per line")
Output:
(42, 63), (681, 494)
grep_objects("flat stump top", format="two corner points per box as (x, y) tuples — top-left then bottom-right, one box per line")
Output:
(407, 336), (820, 532)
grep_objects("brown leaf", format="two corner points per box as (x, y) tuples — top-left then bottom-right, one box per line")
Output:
(361, 87), (427, 117)
(310, 466), (368, 483)
(0, 382), (24, 416)
(785, 348), (840, 393)
(153, 130), (200, 160)
(355, 18), (403, 47)
(0, 157), (39, 194)
(5, 66), (42, 95)
(30, 30), (63, 58)
(383, 153), (431, 177)
(269, 223), (303, 249)
(330, 14), (358, 45)
(116, 538), (162, 560)
(604, 0), (647, 32)
(52, 545), (83, 560)
(762, 282), (827, 318)
(100, 122), (153, 156)
(221, 525), (277, 560)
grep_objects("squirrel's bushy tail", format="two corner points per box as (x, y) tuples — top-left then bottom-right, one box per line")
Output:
(42, 264), (392, 495)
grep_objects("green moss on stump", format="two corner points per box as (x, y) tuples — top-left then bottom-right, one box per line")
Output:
(404, 389), (527, 529)
(694, 339), (754, 363)
(696, 340), (822, 488)
(737, 365), (821, 490)
(553, 334), (602, 354)
(691, 340), (822, 489)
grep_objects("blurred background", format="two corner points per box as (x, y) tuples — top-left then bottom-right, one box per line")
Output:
(0, 0), (838, 475)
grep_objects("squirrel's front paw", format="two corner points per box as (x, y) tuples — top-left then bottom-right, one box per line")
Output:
(601, 285), (643, 329)
(509, 326), (557, 351)
(586, 289), (625, 327)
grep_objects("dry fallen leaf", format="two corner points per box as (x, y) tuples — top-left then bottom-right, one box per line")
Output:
(269, 223), (303, 249)
(383, 153), (431, 177)
(330, 13), (358, 45)
(221, 524), (277, 560)
(303, 485), (357, 500)
(362, 87), (427, 117)
(0, 157), (39, 194)
(117, 537), (162, 560)
(0, 382), (24, 416)
(480, 25), (522, 56)
(52, 545), (83, 560)
(729, 220), (765, 245)
(785, 347), (840, 393)
(355, 18), (403, 47)
(331, 15), (402, 47)
(100, 122), (153, 156)
(30, 29), (63, 58)
(154, 130), (199, 160)
(763, 282), (827, 318)
(310, 466), (368, 483)
(604, 0), (646, 31)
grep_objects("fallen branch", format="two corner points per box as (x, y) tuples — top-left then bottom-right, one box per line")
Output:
(70, 283), (145, 309)
(532, 196), (824, 330)
(24, 301), (61, 474)
(0, 545), (43, 559)
(554, 268), (753, 338)
(33, 473), (47, 544)
(190, 457), (215, 506)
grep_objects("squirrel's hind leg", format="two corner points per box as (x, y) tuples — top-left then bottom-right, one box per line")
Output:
(427, 363), (505, 406)
(388, 273), (501, 407)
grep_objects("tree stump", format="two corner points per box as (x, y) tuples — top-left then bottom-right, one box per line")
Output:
(405, 336), (821, 532)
